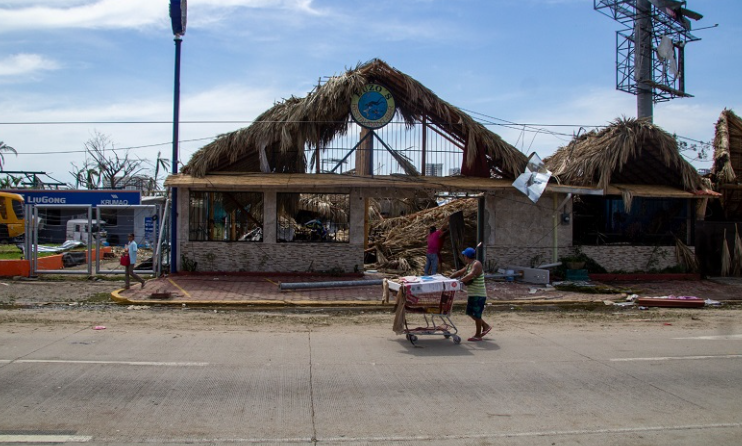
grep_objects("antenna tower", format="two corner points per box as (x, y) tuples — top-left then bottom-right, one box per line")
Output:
(594, 0), (703, 122)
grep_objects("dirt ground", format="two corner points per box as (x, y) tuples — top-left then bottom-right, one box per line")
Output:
(0, 273), (740, 335)
(0, 301), (740, 336)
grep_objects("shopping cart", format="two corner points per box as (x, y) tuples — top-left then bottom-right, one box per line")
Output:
(387, 275), (462, 345)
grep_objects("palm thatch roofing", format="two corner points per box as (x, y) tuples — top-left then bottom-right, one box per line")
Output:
(711, 108), (742, 185)
(182, 58), (527, 180)
(545, 117), (704, 193)
(710, 109), (742, 220)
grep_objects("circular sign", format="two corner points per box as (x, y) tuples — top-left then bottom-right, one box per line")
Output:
(350, 84), (396, 129)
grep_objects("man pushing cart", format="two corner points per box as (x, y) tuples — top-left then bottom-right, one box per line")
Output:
(386, 274), (462, 345)
(385, 246), (492, 345)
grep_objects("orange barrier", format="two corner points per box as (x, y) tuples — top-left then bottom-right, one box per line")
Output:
(0, 247), (112, 277)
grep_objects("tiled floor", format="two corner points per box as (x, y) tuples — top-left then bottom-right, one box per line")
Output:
(115, 273), (742, 305)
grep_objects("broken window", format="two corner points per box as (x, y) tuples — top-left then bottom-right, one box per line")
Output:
(276, 193), (349, 243)
(189, 191), (263, 242)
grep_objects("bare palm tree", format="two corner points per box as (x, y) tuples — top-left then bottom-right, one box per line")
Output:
(0, 141), (17, 171)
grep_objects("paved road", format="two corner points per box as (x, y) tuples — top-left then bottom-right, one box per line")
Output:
(0, 310), (741, 445)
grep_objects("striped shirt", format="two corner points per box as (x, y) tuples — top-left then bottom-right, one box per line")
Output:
(465, 263), (486, 297)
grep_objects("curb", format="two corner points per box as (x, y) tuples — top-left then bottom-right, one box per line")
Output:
(110, 289), (616, 309)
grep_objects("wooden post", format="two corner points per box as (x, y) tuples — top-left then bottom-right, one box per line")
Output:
(357, 127), (374, 176)
(421, 115), (427, 176)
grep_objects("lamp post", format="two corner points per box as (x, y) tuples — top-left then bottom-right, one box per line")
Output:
(169, 0), (186, 273)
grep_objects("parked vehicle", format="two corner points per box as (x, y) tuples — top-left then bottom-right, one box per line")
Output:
(65, 219), (108, 244)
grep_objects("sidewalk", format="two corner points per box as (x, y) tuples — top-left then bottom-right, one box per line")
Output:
(111, 273), (742, 307)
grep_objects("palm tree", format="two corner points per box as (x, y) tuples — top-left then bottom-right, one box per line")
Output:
(0, 141), (17, 171)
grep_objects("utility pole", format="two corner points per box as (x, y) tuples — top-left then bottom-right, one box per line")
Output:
(169, 0), (186, 274)
(635, 0), (653, 122)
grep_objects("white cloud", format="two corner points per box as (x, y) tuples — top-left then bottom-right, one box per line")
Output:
(0, 84), (282, 183)
(0, 0), (322, 32)
(0, 53), (59, 76)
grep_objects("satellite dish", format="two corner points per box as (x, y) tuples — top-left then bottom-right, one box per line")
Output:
(512, 153), (552, 203)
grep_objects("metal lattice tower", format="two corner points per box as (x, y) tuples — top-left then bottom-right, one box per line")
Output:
(594, 0), (703, 121)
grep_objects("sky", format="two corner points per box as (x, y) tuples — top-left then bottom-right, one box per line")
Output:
(0, 0), (739, 187)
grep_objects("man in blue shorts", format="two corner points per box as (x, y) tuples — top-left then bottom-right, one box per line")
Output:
(450, 247), (492, 342)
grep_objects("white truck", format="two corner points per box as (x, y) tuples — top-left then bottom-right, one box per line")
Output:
(65, 219), (108, 244)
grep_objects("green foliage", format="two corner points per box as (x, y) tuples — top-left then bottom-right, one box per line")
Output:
(181, 254), (197, 272)
(557, 246), (607, 277)
(645, 245), (669, 271)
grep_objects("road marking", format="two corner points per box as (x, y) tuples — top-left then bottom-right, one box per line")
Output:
(121, 423), (742, 443)
(0, 434), (91, 443)
(611, 354), (742, 362)
(11, 359), (208, 366)
(167, 277), (191, 298)
(673, 334), (742, 340)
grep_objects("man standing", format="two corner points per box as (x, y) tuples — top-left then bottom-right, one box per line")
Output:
(424, 226), (446, 275)
(124, 233), (146, 290)
(450, 247), (492, 342)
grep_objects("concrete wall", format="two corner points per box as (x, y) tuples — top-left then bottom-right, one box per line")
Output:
(174, 185), (688, 274)
(580, 245), (684, 272)
(484, 190), (573, 270)
(176, 187), (365, 273)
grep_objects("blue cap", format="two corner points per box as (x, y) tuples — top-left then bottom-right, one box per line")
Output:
(462, 247), (476, 259)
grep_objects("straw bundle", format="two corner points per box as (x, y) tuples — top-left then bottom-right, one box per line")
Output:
(720, 229), (731, 277)
(674, 237), (699, 273)
(733, 224), (742, 277)
(712, 109), (742, 185)
(368, 198), (478, 275)
(545, 117), (702, 193)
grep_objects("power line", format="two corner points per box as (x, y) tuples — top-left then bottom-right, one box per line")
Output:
(2, 115), (712, 160)
(11, 137), (214, 155)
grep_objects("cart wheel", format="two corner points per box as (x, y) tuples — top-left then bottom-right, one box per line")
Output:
(410, 334), (418, 343)
(406, 334), (412, 342)
(453, 335), (461, 344)
(444, 333), (451, 339)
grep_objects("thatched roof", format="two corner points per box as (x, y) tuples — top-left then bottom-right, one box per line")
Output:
(711, 108), (742, 185)
(545, 117), (703, 193)
(182, 58), (527, 180)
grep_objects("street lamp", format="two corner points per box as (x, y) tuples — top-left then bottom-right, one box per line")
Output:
(169, 0), (186, 273)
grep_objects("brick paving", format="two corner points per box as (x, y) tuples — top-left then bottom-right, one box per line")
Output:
(113, 273), (742, 306)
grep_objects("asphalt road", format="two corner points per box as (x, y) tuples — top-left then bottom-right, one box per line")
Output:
(0, 308), (741, 445)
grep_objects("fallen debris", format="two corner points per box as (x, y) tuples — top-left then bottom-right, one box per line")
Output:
(635, 296), (705, 308)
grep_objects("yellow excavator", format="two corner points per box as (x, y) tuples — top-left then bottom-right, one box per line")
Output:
(0, 191), (25, 243)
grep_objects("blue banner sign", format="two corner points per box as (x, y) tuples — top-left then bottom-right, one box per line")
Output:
(9, 190), (141, 207)
(144, 216), (156, 240)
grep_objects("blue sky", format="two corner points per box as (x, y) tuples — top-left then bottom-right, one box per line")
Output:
(0, 0), (739, 186)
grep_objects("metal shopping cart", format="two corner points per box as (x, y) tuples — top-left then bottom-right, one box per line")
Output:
(386, 275), (462, 345)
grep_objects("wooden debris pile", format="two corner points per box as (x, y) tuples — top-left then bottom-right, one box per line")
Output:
(367, 198), (479, 275)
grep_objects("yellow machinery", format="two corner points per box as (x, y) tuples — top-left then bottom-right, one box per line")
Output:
(0, 191), (24, 242)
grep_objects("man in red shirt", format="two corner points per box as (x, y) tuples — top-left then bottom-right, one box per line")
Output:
(424, 226), (446, 275)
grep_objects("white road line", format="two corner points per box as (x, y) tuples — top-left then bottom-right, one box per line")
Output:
(119, 423), (742, 443)
(0, 435), (91, 443)
(11, 359), (208, 366)
(674, 334), (742, 340)
(611, 354), (742, 362)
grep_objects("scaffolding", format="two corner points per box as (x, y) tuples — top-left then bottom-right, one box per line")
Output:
(594, 0), (702, 103)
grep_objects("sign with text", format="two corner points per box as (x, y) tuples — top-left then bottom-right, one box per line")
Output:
(9, 190), (141, 207)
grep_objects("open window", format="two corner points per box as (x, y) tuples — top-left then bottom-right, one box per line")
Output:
(189, 191), (263, 242)
(276, 193), (349, 243)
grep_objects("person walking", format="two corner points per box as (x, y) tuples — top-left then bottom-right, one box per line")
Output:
(424, 226), (446, 275)
(450, 247), (492, 342)
(124, 233), (146, 290)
